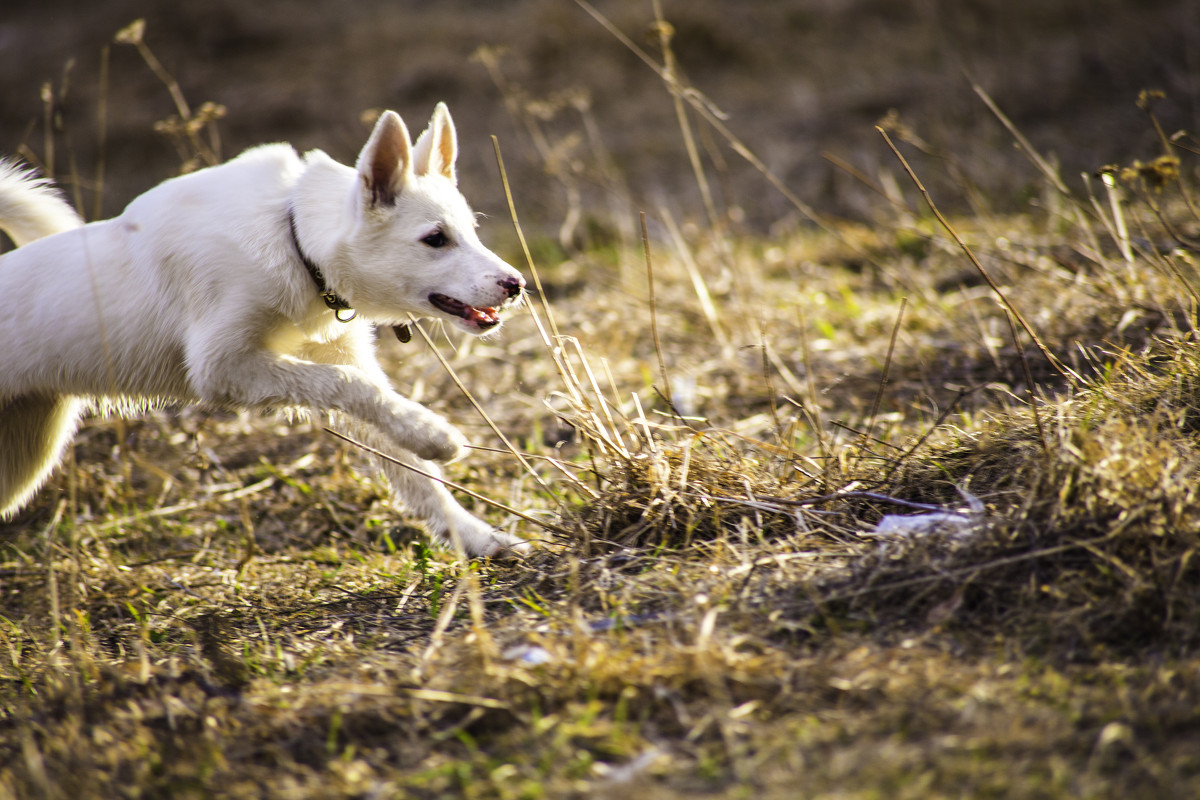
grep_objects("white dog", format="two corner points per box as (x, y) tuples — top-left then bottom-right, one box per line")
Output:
(0, 104), (529, 558)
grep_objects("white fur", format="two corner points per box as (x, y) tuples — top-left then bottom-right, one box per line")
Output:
(0, 104), (529, 558)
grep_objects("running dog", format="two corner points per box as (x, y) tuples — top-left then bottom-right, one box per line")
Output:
(0, 103), (528, 557)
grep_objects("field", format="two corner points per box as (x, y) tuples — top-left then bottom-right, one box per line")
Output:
(3, 1), (1200, 797)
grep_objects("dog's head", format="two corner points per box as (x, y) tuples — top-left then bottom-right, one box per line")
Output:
(338, 104), (525, 335)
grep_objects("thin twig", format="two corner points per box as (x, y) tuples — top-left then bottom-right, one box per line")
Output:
(573, 1), (842, 245)
(651, 0), (722, 234)
(856, 297), (906, 465)
(877, 126), (1070, 383)
(658, 204), (729, 348)
(1003, 308), (1050, 456)
(467, 443), (588, 470)
(568, 338), (632, 458)
(795, 307), (832, 467)
(971, 82), (1068, 196)
(762, 489), (968, 512)
(760, 340), (784, 444)
(829, 420), (902, 452)
(641, 211), (672, 405)
(879, 386), (973, 484)
(971, 80), (1105, 259)
(491, 136), (560, 344)
(822, 150), (910, 210)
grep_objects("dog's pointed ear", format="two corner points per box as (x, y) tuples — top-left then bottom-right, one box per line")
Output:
(356, 110), (413, 207)
(412, 102), (458, 183)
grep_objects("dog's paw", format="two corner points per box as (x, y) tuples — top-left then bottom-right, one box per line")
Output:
(482, 534), (535, 561)
(477, 531), (531, 560)
(411, 418), (468, 463)
(447, 524), (530, 560)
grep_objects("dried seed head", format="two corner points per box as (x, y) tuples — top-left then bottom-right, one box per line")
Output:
(114, 19), (146, 46)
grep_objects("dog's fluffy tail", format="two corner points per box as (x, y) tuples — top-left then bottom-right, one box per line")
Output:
(0, 395), (85, 517)
(0, 159), (83, 245)
(0, 160), (86, 517)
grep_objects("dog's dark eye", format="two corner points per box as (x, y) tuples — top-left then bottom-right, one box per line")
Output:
(421, 230), (448, 248)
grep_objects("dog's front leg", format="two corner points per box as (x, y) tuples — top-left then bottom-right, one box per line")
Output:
(190, 346), (466, 463)
(189, 339), (525, 557)
(339, 420), (527, 558)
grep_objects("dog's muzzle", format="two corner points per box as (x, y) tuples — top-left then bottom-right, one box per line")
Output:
(428, 274), (526, 331)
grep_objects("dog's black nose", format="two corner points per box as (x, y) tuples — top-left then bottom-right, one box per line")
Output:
(500, 275), (525, 299)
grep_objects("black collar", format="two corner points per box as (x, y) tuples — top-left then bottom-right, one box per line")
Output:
(287, 206), (356, 322)
(286, 206), (411, 342)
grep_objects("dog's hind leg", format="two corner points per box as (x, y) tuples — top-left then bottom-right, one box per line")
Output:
(0, 394), (84, 517)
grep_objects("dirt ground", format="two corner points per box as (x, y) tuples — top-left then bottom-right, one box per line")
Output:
(2, 0), (1198, 233)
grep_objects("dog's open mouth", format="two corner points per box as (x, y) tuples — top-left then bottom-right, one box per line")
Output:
(429, 293), (502, 329)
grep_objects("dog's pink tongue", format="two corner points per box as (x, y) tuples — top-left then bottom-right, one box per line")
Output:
(467, 306), (500, 325)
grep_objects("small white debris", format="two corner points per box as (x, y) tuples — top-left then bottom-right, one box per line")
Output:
(868, 490), (985, 540)
(502, 644), (552, 666)
(872, 511), (976, 537)
(593, 748), (663, 785)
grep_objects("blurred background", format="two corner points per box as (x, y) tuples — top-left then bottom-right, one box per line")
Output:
(2, 0), (1197, 243)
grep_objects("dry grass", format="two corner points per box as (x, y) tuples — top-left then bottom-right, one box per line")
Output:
(5, 9), (1200, 799)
